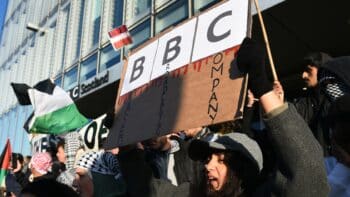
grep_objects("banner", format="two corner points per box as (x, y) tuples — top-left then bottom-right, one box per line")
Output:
(78, 114), (109, 151)
(105, 0), (250, 148)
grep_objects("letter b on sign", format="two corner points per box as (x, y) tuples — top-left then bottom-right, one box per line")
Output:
(130, 56), (145, 83)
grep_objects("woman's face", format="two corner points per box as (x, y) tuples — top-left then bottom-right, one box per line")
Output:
(56, 145), (66, 163)
(205, 153), (228, 191)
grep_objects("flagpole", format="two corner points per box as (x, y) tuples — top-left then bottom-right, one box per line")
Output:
(253, 0), (278, 81)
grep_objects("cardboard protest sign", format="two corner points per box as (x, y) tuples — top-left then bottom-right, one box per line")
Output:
(105, 0), (250, 148)
(78, 114), (109, 151)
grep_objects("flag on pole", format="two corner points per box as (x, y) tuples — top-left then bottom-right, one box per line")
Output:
(11, 79), (89, 134)
(108, 25), (133, 51)
(11, 79), (56, 105)
(10, 83), (31, 105)
(0, 139), (12, 187)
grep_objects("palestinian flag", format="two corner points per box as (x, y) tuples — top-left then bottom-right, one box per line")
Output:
(0, 139), (12, 187)
(12, 79), (89, 134)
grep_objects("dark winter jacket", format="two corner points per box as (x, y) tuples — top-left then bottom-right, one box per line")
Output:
(293, 87), (331, 155)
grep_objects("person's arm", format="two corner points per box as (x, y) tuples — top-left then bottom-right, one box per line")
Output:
(236, 38), (329, 196)
(260, 91), (329, 196)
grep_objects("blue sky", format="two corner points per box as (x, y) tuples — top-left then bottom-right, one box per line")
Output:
(0, 0), (9, 41)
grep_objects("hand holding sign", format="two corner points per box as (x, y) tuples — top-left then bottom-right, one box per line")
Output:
(236, 37), (271, 98)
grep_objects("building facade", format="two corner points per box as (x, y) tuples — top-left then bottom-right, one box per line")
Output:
(0, 0), (283, 155)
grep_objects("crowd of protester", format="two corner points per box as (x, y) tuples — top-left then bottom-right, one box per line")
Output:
(1, 37), (350, 197)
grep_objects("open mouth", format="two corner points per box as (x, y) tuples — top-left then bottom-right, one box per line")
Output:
(207, 175), (218, 186)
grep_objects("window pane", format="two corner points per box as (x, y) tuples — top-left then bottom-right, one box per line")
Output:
(2, 116), (9, 145)
(63, 66), (78, 90)
(75, 1), (85, 61)
(193, 0), (220, 13)
(155, 0), (174, 9)
(8, 111), (16, 149)
(113, 0), (124, 28)
(55, 75), (62, 87)
(155, 0), (188, 34)
(125, 0), (151, 25)
(0, 118), (4, 147)
(100, 44), (120, 73)
(82, 0), (102, 54)
(21, 106), (33, 156)
(92, 1), (102, 46)
(80, 53), (97, 82)
(125, 19), (151, 53)
(14, 107), (24, 152)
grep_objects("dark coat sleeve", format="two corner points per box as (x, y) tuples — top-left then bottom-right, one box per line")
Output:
(264, 104), (330, 197)
(14, 171), (29, 188)
(117, 148), (190, 197)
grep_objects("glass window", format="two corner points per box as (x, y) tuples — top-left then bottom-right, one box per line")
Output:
(0, 118), (4, 146)
(125, 0), (151, 25)
(99, 44), (120, 73)
(125, 19), (151, 54)
(80, 53), (97, 82)
(193, 0), (220, 14)
(14, 107), (24, 152)
(54, 75), (62, 87)
(83, 0), (102, 53)
(155, 0), (188, 34)
(113, 0), (124, 28)
(155, 0), (174, 9)
(60, 5), (70, 69)
(1, 116), (9, 146)
(8, 111), (16, 148)
(92, 0), (102, 47)
(21, 106), (33, 155)
(75, 0), (85, 61)
(63, 66), (78, 90)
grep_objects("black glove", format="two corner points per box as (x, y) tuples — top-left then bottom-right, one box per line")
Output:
(236, 37), (272, 98)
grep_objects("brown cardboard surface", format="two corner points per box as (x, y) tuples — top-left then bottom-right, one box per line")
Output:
(106, 46), (246, 147)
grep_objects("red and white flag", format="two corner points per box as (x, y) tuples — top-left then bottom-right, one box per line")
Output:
(108, 25), (133, 51)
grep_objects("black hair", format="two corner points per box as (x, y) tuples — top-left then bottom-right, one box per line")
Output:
(12, 153), (24, 163)
(193, 150), (260, 197)
(303, 52), (332, 69)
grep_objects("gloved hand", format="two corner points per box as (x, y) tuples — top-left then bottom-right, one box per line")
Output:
(236, 37), (272, 98)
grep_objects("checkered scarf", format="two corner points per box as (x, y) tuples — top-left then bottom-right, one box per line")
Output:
(61, 131), (84, 169)
(56, 168), (76, 188)
(77, 151), (121, 180)
(319, 70), (350, 101)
